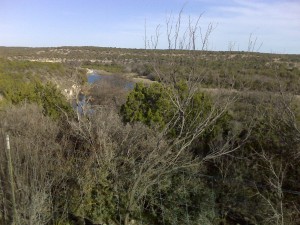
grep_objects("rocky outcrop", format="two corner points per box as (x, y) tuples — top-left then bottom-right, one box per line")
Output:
(63, 84), (81, 100)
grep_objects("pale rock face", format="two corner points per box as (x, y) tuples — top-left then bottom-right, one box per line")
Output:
(63, 84), (81, 100)
(86, 68), (94, 74)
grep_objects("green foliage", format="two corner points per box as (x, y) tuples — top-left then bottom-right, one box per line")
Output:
(68, 169), (116, 224)
(1, 48), (299, 225)
(121, 82), (173, 127)
(2, 47), (300, 93)
(120, 81), (234, 170)
(0, 76), (73, 119)
(82, 61), (125, 73)
(33, 82), (74, 119)
(0, 58), (74, 119)
(0, 58), (66, 80)
(121, 81), (230, 140)
(143, 170), (217, 225)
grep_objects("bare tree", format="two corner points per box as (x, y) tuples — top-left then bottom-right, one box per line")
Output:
(189, 15), (202, 50)
(200, 22), (217, 51)
(247, 32), (263, 52)
(252, 93), (300, 225)
(166, 13), (174, 50)
(150, 25), (161, 50)
(0, 104), (69, 225)
(113, 8), (250, 225)
(255, 150), (287, 225)
(90, 75), (129, 107)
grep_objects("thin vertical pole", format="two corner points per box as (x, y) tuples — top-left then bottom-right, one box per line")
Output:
(6, 134), (18, 225)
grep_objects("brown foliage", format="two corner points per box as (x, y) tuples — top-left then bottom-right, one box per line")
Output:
(0, 104), (68, 225)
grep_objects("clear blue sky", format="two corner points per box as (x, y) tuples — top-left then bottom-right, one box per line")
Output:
(0, 0), (299, 53)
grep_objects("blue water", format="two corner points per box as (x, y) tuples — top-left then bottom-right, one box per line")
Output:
(87, 73), (134, 89)
(87, 73), (102, 83)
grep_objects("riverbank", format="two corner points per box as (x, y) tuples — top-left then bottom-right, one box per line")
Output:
(85, 68), (154, 84)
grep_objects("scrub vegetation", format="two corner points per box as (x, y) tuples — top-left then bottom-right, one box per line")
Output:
(0, 18), (300, 225)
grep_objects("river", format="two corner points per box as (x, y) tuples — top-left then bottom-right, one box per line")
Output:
(87, 72), (134, 89)
(73, 71), (134, 114)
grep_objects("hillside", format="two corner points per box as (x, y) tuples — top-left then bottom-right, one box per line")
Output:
(0, 47), (300, 225)
(1, 46), (299, 93)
